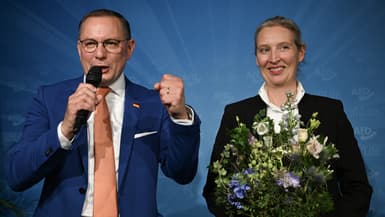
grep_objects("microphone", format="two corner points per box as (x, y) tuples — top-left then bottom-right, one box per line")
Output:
(72, 66), (102, 134)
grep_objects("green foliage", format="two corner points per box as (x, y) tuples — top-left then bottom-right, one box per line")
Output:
(211, 92), (339, 216)
(0, 199), (24, 217)
(0, 179), (25, 217)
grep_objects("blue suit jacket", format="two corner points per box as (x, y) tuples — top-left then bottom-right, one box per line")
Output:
(6, 76), (201, 217)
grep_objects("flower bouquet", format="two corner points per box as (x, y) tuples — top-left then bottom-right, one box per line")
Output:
(212, 92), (339, 217)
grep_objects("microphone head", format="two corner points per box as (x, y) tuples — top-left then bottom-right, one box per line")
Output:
(86, 66), (102, 87)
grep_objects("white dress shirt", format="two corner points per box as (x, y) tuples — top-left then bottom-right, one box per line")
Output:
(258, 81), (305, 133)
(57, 73), (194, 217)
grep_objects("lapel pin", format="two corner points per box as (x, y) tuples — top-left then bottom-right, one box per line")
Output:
(133, 103), (140, 108)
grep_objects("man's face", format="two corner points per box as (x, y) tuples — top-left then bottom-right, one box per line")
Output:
(77, 16), (135, 86)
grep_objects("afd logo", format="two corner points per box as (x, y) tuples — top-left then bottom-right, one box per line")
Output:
(354, 127), (376, 141)
(352, 88), (375, 101)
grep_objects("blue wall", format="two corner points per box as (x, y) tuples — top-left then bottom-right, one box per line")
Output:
(1, 0), (384, 216)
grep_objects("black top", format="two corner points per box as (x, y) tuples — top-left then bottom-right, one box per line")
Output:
(203, 93), (372, 217)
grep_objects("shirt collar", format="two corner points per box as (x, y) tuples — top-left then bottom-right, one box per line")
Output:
(108, 72), (125, 97)
(258, 81), (306, 110)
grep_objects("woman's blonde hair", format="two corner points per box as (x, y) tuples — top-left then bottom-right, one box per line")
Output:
(254, 16), (305, 55)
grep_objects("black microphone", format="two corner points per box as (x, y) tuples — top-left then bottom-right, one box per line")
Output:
(72, 66), (102, 134)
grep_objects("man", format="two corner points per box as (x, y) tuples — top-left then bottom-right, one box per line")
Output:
(6, 9), (200, 217)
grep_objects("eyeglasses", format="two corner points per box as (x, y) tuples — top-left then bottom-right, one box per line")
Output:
(78, 39), (129, 53)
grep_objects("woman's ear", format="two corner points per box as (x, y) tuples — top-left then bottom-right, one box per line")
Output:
(298, 44), (306, 62)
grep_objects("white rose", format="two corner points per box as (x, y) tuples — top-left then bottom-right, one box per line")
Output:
(306, 136), (323, 159)
(297, 128), (308, 143)
(256, 122), (269, 136)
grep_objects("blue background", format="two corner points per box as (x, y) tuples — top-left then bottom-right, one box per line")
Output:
(1, 0), (384, 216)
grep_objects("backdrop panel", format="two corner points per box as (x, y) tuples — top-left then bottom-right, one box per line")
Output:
(1, 0), (384, 216)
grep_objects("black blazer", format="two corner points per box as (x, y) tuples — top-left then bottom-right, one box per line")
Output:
(203, 93), (372, 217)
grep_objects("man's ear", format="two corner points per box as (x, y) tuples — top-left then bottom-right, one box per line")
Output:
(77, 42), (82, 58)
(126, 39), (135, 59)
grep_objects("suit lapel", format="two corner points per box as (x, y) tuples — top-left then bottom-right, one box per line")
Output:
(117, 78), (141, 190)
(66, 77), (90, 180)
(252, 95), (267, 120)
(298, 94), (313, 122)
(254, 95), (266, 112)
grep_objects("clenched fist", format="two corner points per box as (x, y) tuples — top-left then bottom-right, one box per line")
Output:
(154, 74), (189, 119)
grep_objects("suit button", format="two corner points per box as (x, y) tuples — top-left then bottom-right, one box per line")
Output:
(45, 147), (53, 157)
(79, 187), (86, 194)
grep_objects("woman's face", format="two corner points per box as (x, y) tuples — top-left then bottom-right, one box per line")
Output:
(255, 26), (305, 88)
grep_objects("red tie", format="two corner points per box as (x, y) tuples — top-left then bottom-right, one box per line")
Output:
(93, 87), (118, 217)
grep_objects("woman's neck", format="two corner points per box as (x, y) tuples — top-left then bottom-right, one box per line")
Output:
(265, 82), (297, 107)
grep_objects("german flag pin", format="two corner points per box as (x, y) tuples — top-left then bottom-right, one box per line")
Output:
(133, 103), (140, 108)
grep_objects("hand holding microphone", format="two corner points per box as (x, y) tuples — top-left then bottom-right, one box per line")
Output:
(61, 66), (102, 139)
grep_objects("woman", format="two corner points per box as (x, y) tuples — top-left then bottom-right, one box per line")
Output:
(203, 16), (372, 217)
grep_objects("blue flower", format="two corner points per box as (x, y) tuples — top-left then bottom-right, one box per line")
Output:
(227, 193), (243, 209)
(305, 166), (327, 184)
(244, 168), (255, 175)
(233, 184), (250, 199)
(229, 178), (240, 188)
(234, 186), (245, 199)
(276, 171), (301, 190)
(227, 175), (251, 209)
